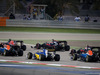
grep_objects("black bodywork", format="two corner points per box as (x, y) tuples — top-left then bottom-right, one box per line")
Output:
(14, 40), (26, 51)
(34, 40), (70, 51)
(0, 44), (23, 56)
(6, 45), (23, 56)
(0, 40), (26, 56)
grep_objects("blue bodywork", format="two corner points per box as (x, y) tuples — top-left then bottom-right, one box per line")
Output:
(36, 49), (47, 55)
(80, 53), (88, 59)
(33, 49), (48, 58)
(0, 47), (17, 56)
(0, 48), (6, 54)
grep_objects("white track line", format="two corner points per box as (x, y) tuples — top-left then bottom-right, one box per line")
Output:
(0, 59), (100, 70)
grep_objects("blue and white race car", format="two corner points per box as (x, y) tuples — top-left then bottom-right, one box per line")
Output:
(70, 46), (100, 62)
(27, 49), (60, 61)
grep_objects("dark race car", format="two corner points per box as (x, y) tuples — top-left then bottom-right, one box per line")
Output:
(27, 49), (60, 61)
(0, 43), (23, 56)
(7, 39), (27, 51)
(70, 46), (100, 62)
(34, 40), (70, 51)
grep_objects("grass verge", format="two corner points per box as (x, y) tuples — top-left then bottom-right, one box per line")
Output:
(0, 27), (100, 34)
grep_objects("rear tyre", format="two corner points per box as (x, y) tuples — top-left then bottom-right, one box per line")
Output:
(21, 45), (26, 51)
(27, 52), (33, 59)
(92, 53), (99, 62)
(47, 53), (52, 61)
(65, 45), (70, 51)
(54, 54), (60, 61)
(85, 55), (92, 62)
(18, 50), (23, 56)
(39, 54), (45, 61)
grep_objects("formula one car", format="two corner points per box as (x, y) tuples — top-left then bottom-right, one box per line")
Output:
(70, 46), (100, 62)
(34, 40), (70, 51)
(0, 43), (23, 56)
(7, 39), (27, 51)
(27, 49), (60, 61)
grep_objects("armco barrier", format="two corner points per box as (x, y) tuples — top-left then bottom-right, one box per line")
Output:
(6, 19), (100, 29)
(0, 17), (9, 26)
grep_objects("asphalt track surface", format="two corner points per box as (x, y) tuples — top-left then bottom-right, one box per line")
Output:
(0, 32), (100, 40)
(0, 32), (100, 75)
(0, 63), (100, 75)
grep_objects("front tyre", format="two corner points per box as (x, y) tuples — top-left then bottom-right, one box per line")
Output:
(35, 43), (41, 49)
(27, 52), (33, 59)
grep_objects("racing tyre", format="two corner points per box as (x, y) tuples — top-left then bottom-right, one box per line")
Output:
(39, 54), (45, 61)
(73, 54), (77, 60)
(36, 43), (41, 49)
(27, 52), (33, 59)
(47, 53), (52, 61)
(65, 45), (70, 51)
(99, 54), (100, 61)
(85, 55), (92, 62)
(92, 53), (99, 62)
(18, 50), (23, 56)
(54, 54), (60, 61)
(21, 45), (26, 51)
(70, 49), (76, 55)
(3, 50), (8, 56)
